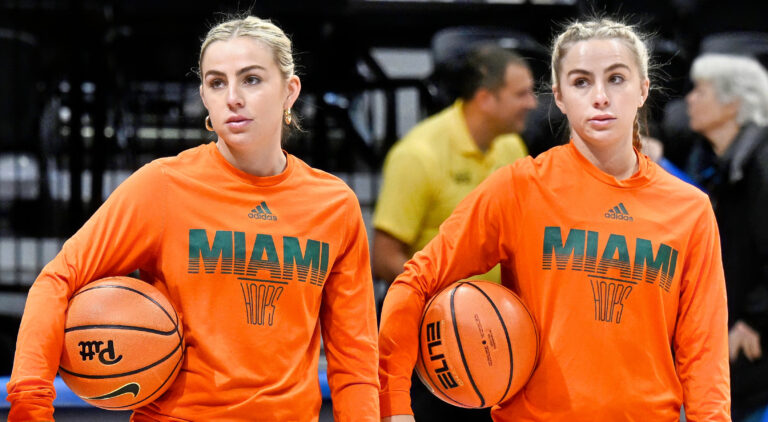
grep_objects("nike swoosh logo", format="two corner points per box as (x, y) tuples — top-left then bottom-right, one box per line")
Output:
(87, 382), (140, 400)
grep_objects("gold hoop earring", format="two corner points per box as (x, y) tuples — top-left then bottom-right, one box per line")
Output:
(205, 115), (214, 132)
(284, 109), (292, 125)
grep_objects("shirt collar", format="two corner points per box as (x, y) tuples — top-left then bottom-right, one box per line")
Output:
(567, 140), (655, 188)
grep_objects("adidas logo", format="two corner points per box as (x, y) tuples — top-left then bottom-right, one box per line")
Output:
(604, 202), (633, 222)
(248, 201), (278, 221)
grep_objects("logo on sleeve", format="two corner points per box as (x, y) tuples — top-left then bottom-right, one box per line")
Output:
(604, 202), (633, 222)
(249, 201), (278, 221)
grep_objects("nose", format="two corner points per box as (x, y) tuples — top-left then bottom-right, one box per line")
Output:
(685, 91), (694, 108)
(227, 85), (244, 109)
(593, 82), (609, 108)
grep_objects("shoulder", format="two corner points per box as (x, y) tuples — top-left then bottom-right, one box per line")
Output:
(508, 143), (569, 180)
(394, 106), (457, 152)
(493, 133), (527, 150)
(749, 130), (768, 174)
(289, 155), (358, 203)
(145, 143), (211, 175)
(383, 132), (441, 176)
(650, 161), (713, 216)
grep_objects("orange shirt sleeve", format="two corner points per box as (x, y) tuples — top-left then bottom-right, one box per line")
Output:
(674, 205), (731, 420)
(378, 167), (510, 416)
(6, 164), (166, 421)
(320, 191), (380, 421)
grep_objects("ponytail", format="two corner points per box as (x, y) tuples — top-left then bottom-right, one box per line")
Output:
(632, 114), (642, 149)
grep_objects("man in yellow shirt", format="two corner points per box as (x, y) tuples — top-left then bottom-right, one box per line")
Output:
(372, 44), (536, 422)
(373, 44), (536, 285)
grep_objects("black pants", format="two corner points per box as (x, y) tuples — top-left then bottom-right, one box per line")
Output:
(410, 372), (493, 422)
(732, 355), (768, 421)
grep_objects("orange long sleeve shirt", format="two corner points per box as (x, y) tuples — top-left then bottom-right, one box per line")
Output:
(379, 142), (730, 421)
(7, 142), (380, 421)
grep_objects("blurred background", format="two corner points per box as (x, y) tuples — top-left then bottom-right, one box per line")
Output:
(1, 0), (767, 419)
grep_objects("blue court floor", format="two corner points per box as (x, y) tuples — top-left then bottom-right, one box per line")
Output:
(0, 375), (335, 421)
(0, 401), (335, 421)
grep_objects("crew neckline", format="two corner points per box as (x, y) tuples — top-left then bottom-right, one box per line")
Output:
(206, 142), (294, 187)
(566, 140), (654, 188)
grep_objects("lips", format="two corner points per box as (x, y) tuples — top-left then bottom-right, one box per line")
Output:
(225, 115), (250, 123)
(225, 116), (252, 129)
(588, 114), (616, 128)
(589, 114), (615, 122)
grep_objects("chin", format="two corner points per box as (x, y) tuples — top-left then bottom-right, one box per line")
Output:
(221, 132), (256, 147)
(583, 131), (627, 147)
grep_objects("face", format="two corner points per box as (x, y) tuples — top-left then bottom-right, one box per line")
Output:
(685, 80), (738, 134)
(199, 36), (300, 150)
(486, 64), (538, 134)
(553, 38), (649, 149)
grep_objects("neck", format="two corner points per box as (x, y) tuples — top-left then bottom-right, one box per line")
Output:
(572, 134), (638, 181)
(704, 120), (741, 157)
(462, 101), (497, 152)
(216, 139), (286, 176)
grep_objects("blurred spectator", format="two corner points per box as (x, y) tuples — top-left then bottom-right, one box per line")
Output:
(686, 53), (768, 421)
(640, 136), (697, 186)
(372, 43), (536, 422)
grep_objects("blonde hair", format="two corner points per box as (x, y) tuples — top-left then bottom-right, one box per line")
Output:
(551, 18), (650, 149)
(198, 15), (300, 133)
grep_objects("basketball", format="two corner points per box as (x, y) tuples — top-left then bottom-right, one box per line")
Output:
(59, 276), (184, 410)
(415, 280), (539, 408)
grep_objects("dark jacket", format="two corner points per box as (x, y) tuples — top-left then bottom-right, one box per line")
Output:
(708, 123), (768, 412)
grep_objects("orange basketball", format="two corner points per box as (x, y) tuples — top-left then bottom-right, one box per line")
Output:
(415, 280), (539, 408)
(59, 276), (184, 410)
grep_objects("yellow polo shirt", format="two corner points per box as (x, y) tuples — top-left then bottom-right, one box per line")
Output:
(373, 100), (528, 282)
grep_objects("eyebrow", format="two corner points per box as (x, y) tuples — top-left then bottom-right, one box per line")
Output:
(204, 64), (267, 79)
(567, 63), (632, 77)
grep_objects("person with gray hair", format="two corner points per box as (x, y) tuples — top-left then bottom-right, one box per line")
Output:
(687, 53), (768, 422)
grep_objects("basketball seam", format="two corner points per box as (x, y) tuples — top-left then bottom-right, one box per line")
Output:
(96, 333), (186, 409)
(510, 292), (540, 385)
(65, 324), (177, 336)
(64, 278), (186, 409)
(416, 285), (466, 408)
(451, 283), (485, 407)
(60, 336), (183, 379)
(75, 284), (178, 329)
(464, 281), (514, 404)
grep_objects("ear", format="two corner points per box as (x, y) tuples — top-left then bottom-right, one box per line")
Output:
(725, 98), (741, 120)
(472, 88), (497, 113)
(283, 75), (302, 110)
(638, 78), (650, 108)
(553, 84), (566, 114)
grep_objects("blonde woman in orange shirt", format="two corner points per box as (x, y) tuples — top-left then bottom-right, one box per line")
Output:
(379, 17), (729, 421)
(7, 15), (380, 421)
